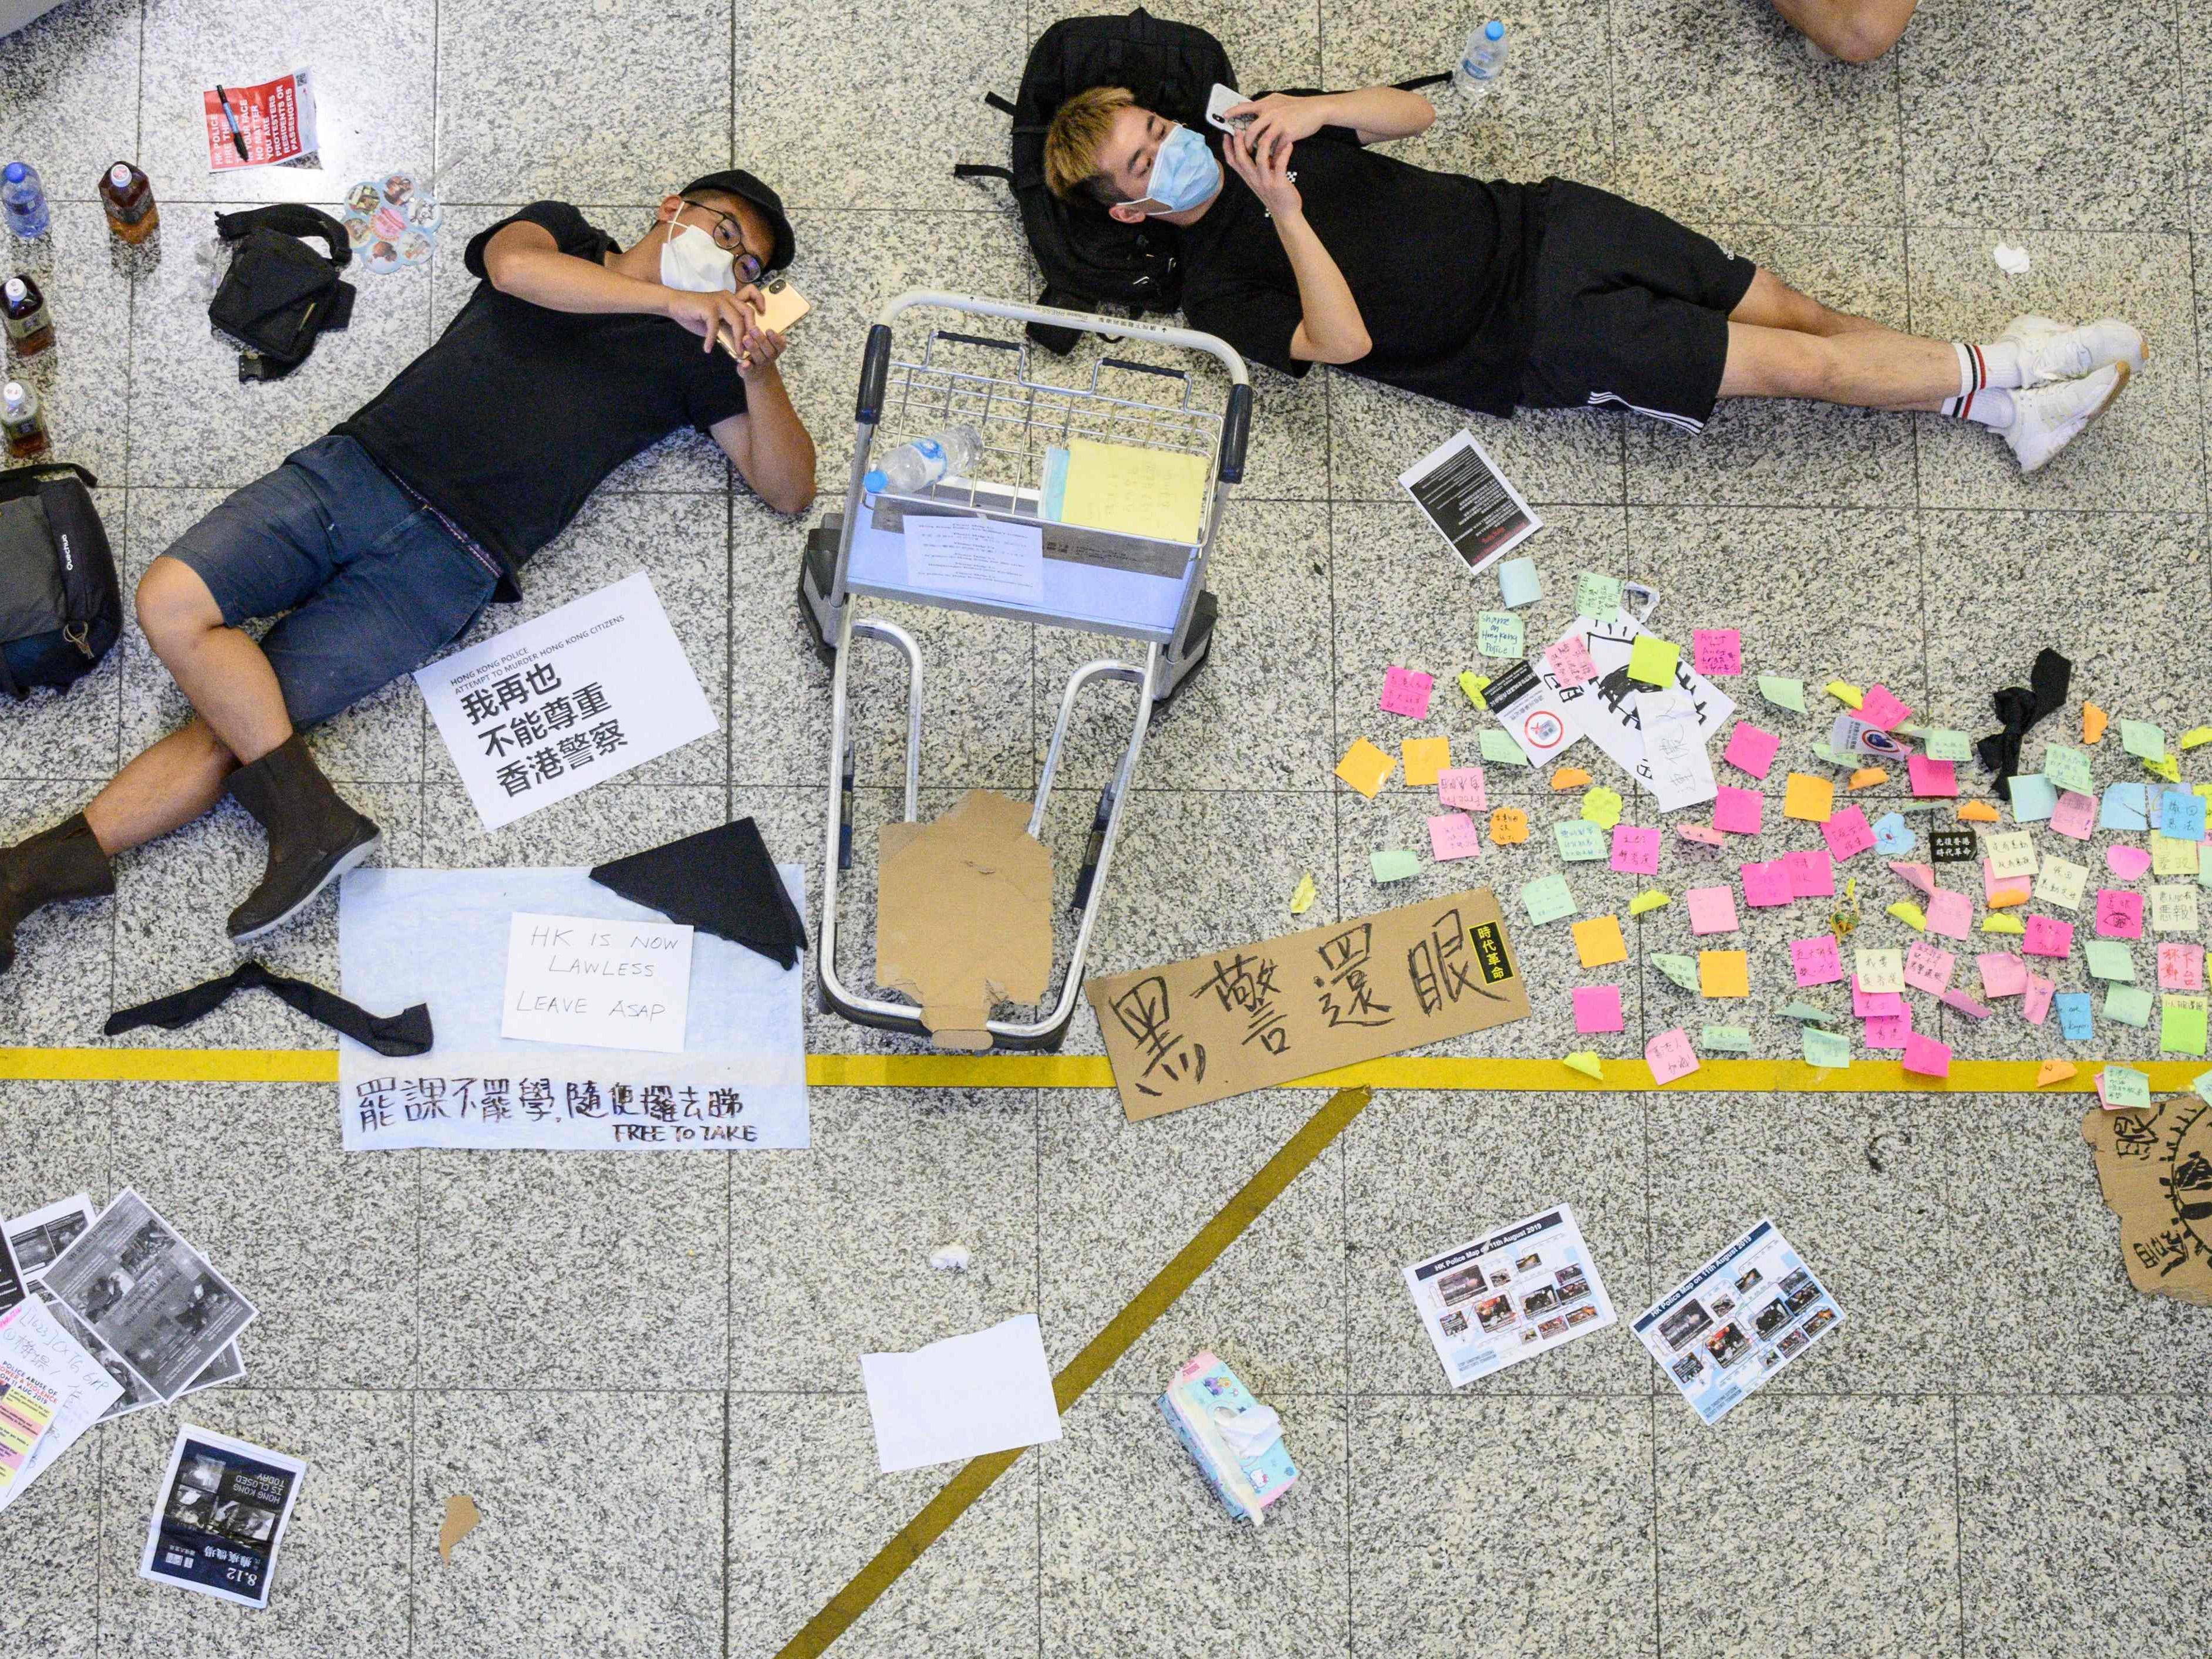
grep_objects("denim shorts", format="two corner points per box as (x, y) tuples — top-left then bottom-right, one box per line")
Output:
(160, 434), (500, 730)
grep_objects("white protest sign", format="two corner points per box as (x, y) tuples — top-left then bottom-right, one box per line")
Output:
(416, 572), (716, 831)
(501, 912), (694, 1054)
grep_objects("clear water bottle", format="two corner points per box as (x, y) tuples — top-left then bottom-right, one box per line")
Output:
(1454, 20), (1509, 100)
(864, 424), (983, 494)
(2, 163), (49, 239)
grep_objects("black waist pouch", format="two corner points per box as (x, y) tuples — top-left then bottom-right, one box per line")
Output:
(0, 462), (120, 697)
(209, 204), (357, 382)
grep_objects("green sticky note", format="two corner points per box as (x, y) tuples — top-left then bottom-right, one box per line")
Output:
(1810, 744), (1856, 770)
(1651, 952), (1700, 992)
(1580, 786), (1624, 829)
(1555, 820), (1607, 861)
(1480, 727), (1529, 766)
(2085, 939), (2135, 983)
(1574, 571), (1623, 618)
(1477, 611), (1526, 659)
(1627, 634), (1679, 686)
(2101, 1065), (2152, 1110)
(1458, 670), (1491, 710)
(2121, 719), (2167, 761)
(2105, 984), (2153, 1027)
(1781, 1001), (1839, 1026)
(1802, 1027), (1851, 1068)
(1923, 727), (1972, 763)
(1371, 848), (1420, 883)
(1758, 675), (1806, 713)
(2191, 1068), (2212, 1106)
(2162, 996), (2209, 1056)
(1520, 874), (1577, 926)
(2044, 743), (2094, 795)
(1701, 1024), (1755, 1054)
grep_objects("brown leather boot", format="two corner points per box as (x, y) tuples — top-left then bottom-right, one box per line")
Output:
(223, 735), (380, 942)
(0, 814), (116, 975)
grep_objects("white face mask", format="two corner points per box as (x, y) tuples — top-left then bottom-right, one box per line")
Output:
(659, 217), (737, 293)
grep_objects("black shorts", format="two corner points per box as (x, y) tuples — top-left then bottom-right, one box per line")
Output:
(1516, 180), (1758, 431)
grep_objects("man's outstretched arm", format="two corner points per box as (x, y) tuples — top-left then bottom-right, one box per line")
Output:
(480, 220), (761, 360)
(711, 332), (817, 516)
(1227, 86), (1435, 151)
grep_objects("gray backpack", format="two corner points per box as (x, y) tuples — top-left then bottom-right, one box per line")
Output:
(0, 463), (120, 697)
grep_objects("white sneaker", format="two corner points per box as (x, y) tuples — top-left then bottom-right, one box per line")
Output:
(2003, 362), (2129, 473)
(2001, 315), (2147, 387)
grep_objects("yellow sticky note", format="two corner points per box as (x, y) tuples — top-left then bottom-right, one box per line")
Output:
(1573, 914), (1628, 968)
(1055, 438), (1209, 543)
(1401, 737), (1451, 787)
(1887, 901), (1927, 930)
(1458, 670), (1490, 710)
(1628, 889), (1671, 916)
(1581, 787), (1624, 829)
(1699, 950), (1749, 998)
(1782, 772), (1835, 823)
(2145, 752), (2181, 783)
(1289, 872), (1317, 915)
(1334, 739), (1392, 798)
(1563, 1051), (1604, 1080)
(1825, 681), (1864, 709)
(1981, 913), (2025, 935)
(1627, 635), (1679, 686)
(2180, 726), (2212, 751)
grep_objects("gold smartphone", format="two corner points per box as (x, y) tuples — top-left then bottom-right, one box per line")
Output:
(754, 276), (809, 335)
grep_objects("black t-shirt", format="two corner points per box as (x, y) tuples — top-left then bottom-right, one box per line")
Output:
(334, 201), (748, 598)
(1176, 127), (1542, 417)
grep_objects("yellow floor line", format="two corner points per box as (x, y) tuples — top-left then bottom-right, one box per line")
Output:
(1, 1045), (2198, 1093)
(773, 1084), (1377, 1659)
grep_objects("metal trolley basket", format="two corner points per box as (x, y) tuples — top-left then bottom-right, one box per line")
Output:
(797, 290), (1253, 1051)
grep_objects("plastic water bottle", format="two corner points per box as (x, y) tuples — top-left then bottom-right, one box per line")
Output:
(864, 424), (983, 495)
(1454, 20), (1509, 100)
(2, 163), (49, 239)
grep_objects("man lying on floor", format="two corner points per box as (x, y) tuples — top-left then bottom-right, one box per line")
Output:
(1043, 86), (2142, 471)
(0, 171), (817, 975)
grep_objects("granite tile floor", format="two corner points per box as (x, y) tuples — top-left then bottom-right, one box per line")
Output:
(3, 0), (2211, 1654)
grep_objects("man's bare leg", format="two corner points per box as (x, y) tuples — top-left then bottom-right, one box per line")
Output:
(81, 719), (237, 855)
(1718, 318), (1958, 410)
(133, 555), (295, 768)
(1766, 0), (1917, 63)
(1729, 267), (1897, 340)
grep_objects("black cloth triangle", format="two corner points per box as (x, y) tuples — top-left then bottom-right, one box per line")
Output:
(1975, 648), (2073, 791)
(590, 817), (807, 969)
(104, 960), (432, 1056)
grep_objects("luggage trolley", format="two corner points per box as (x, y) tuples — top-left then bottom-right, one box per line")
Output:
(798, 290), (1253, 1051)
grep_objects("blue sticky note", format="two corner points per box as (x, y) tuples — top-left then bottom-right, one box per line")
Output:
(2160, 788), (2207, 842)
(1871, 811), (1913, 855)
(2055, 992), (2094, 1041)
(2008, 774), (2058, 823)
(1497, 557), (1542, 609)
(2100, 783), (2150, 832)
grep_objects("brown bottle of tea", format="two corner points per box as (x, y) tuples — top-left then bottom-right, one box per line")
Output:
(99, 162), (159, 244)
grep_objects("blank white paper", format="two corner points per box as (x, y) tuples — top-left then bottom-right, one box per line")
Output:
(859, 1313), (1062, 1473)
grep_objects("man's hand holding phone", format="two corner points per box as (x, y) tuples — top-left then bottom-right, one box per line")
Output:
(1222, 92), (1330, 164)
(1222, 120), (1304, 220)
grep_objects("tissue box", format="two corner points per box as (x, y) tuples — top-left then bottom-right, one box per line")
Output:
(1157, 1350), (1297, 1521)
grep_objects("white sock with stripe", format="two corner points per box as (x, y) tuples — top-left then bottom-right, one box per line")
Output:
(1944, 344), (2015, 426)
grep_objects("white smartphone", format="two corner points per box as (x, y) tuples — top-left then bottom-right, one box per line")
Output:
(1205, 83), (1253, 133)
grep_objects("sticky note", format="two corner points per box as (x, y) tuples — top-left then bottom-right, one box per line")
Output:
(1802, 1027), (1851, 1068)
(1627, 634), (1679, 686)
(1563, 1051), (1605, 1080)
(1791, 935), (1845, 987)
(1678, 824), (1725, 849)
(2044, 744), (2093, 795)
(1481, 729), (1529, 767)
(1782, 1002), (1839, 1025)
(2098, 1065), (2151, 1110)
(1923, 727), (1972, 763)
(1901, 1033), (1951, 1078)
(1335, 739), (1392, 797)
(1871, 812), (1913, 855)
(1782, 773), (1834, 823)
(1924, 889), (1971, 939)
(2152, 884), (2199, 933)
(1555, 820), (1607, 862)
(1573, 984), (1624, 1033)
(1550, 767), (1591, 792)
(1978, 953), (2028, 997)
(1701, 1024), (1754, 1053)
(1848, 767), (1890, 791)
(2038, 855), (2088, 911)
(1852, 980), (1904, 1019)
(1580, 787), (1624, 829)
(2120, 719), (2166, 761)
(1611, 825), (1660, 875)
(2100, 783), (2150, 831)
(1438, 767), (1487, 811)
(2084, 703), (2108, 745)
(1428, 812), (1482, 862)
(1378, 665), (1432, 719)
(1687, 886), (1739, 936)
(1983, 831), (2036, 880)
(1855, 949), (1904, 993)
(1477, 611), (1525, 659)
(1699, 950), (1749, 998)
(1983, 860), (2031, 907)
(2049, 791), (2096, 840)
(1496, 557), (1542, 608)
(1372, 849), (1421, 882)
(1906, 754), (1958, 797)
(2084, 938), (2135, 982)
(2145, 751), (2182, 784)
(2157, 942), (2204, 992)
(2104, 985), (2153, 1027)
(1458, 670), (1490, 709)
(1573, 571), (1622, 616)
(2161, 994), (2208, 1056)
(1941, 990), (1990, 1021)
(1289, 872), (1317, 915)
(1489, 807), (1530, 844)
(1758, 675), (1806, 713)
(1890, 860), (1936, 895)
(1887, 901), (1927, 930)
(1722, 721), (1781, 779)
(1742, 859), (1792, 908)
(2024, 975), (2056, 1025)
(2183, 727), (2212, 751)
(2008, 775), (2057, 822)
(2035, 1058), (2075, 1085)
(1629, 888), (1671, 916)
(1692, 629), (1742, 676)
(2108, 844), (2153, 881)
(1982, 913), (2024, 935)
(1545, 636), (1599, 688)
(1573, 915), (1628, 968)
(1521, 874), (1576, 926)
(2162, 789), (2207, 841)
(2055, 992), (2094, 1040)
(2153, 831), (2200, 878)
(1825, 681), (1864, 709)
(1904, 942), (1955, 994)
(1786, 849), (1835, 899)
(1645, 1028), (1700, 1085)
(1713, 785), (1763, 835)
(1652, 953), (1700, 992)
(2023, 914), (2074, 959)
(2095, 888), (2144, 939)
(1956, 800), (1999, 823)
(1402, 736), (1451, 787)
(1821, 807), (1876, 862)
(1859, 685), (1912, 730)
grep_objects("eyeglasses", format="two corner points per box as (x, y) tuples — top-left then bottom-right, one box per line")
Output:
(678, 200), (766, 283)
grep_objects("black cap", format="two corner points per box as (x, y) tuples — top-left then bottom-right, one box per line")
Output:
(679, 168), (795, 273)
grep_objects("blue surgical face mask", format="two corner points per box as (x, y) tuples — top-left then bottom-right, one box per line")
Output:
(1135, 123), (1220, 213)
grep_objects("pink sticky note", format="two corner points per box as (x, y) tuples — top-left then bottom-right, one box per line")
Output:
(2158, 942), (2205, 992)
(1692, 629), (1742, 676)
(1859, 684), (1913, 731)
(2107, 845), (2153, 881)
(1677, 823), (1726, 849)
(1544, 637), (1599, 689)
(1852, 978), (1906, 1019)
(1722, 721), (1781, 780)
(1904, 942), (1956, 995)
(1939, 989), (1991, 1020)
(1791, 935), (1845, 987)
(1646, 1028), (1700, 1085)
(1983, 859), (2031, 905)
(2022, 973), (2055, 1025)
(2095, 888), (2144, 939)
(2051, 791), (2096, 841)
(1714, 785), (1763, 835)
(1821, 807), (1876, 862)
(1786, 849), (1835, 899)
(2023, 914), (2073, 959)
(1379, 665), (1433, 719)
(1864, 1007), (1913, 1050)
(1687, 886), (1740, 935)
(1428, 811), (1483, 861)
(1890, 861), (1937, 896)
(1741, 859), (1792, 908)
(1901, 1033), (1951, 1077)
(1906, 754), (1958, 797)
(1437, 767), (1488, 812)
(1574, 984), (1625, 1034)
(1610, 824), (1660, 876)
(1925, 889), (1972, 939)
(1978, 953), (2028, 997)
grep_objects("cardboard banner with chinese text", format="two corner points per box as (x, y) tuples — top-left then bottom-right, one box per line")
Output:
(1085, 888), (1531, 1121)
(2081, 1098), (2212, 1306)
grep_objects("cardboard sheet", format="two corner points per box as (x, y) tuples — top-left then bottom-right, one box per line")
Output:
(2081, 1096), (2212, 1306)
(1085, 888), (1531, 1121)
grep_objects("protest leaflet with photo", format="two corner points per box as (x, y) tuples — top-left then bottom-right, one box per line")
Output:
(5, 1193), (95, 1281)
(200, 69), (318, 171)
(33, 1284), (242, 1424)
(1402, 1205), (1617, 1385)
(417, 573), (717, 832)
(140, 1424), (306, 1610)
(1397, 429), (1543, 578)
(1537, 608), (1735, 802)
(0, 1294), (123, 1514)
(1636, 1218), (1845, 1424)
(39, 1190), (257, 1406)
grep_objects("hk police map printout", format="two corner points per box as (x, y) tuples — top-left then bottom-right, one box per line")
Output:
(1402, 1205), (1617, 1385)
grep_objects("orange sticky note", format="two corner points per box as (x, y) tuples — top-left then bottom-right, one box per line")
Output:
(2036, 1058), (2078, 1087)
(1782, 773), (1834, 823)
(1335, 739), (1393, 798)
(1549, 766), (1592, 791)
(1956, 800), (1999, 822)
(2083, 704), (2108, 745)
(1488, 807), (1530, 844)
(1988, 885), (2031, 909)
(1401, 737), (1451, 788)
(1573, 913), (1628, 968)
(1847, 767), (1889, 791)
(1699, 949), (1750, 998)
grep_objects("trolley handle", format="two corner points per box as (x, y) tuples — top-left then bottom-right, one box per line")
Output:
(856, 323), (894, 423)
(1217, 383), (1253, 484)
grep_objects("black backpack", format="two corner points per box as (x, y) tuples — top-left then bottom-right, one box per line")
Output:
(0, 462), (121, 698)
(954, 8), (1232, 353)
(208, 203), (356, 382)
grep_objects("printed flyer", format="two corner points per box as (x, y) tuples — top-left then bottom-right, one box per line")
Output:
(1636, 1218), (1845, 1424)
(1401, 1205), (1617, 1385)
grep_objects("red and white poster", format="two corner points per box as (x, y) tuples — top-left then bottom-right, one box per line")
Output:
(201, 69), (319, 172)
